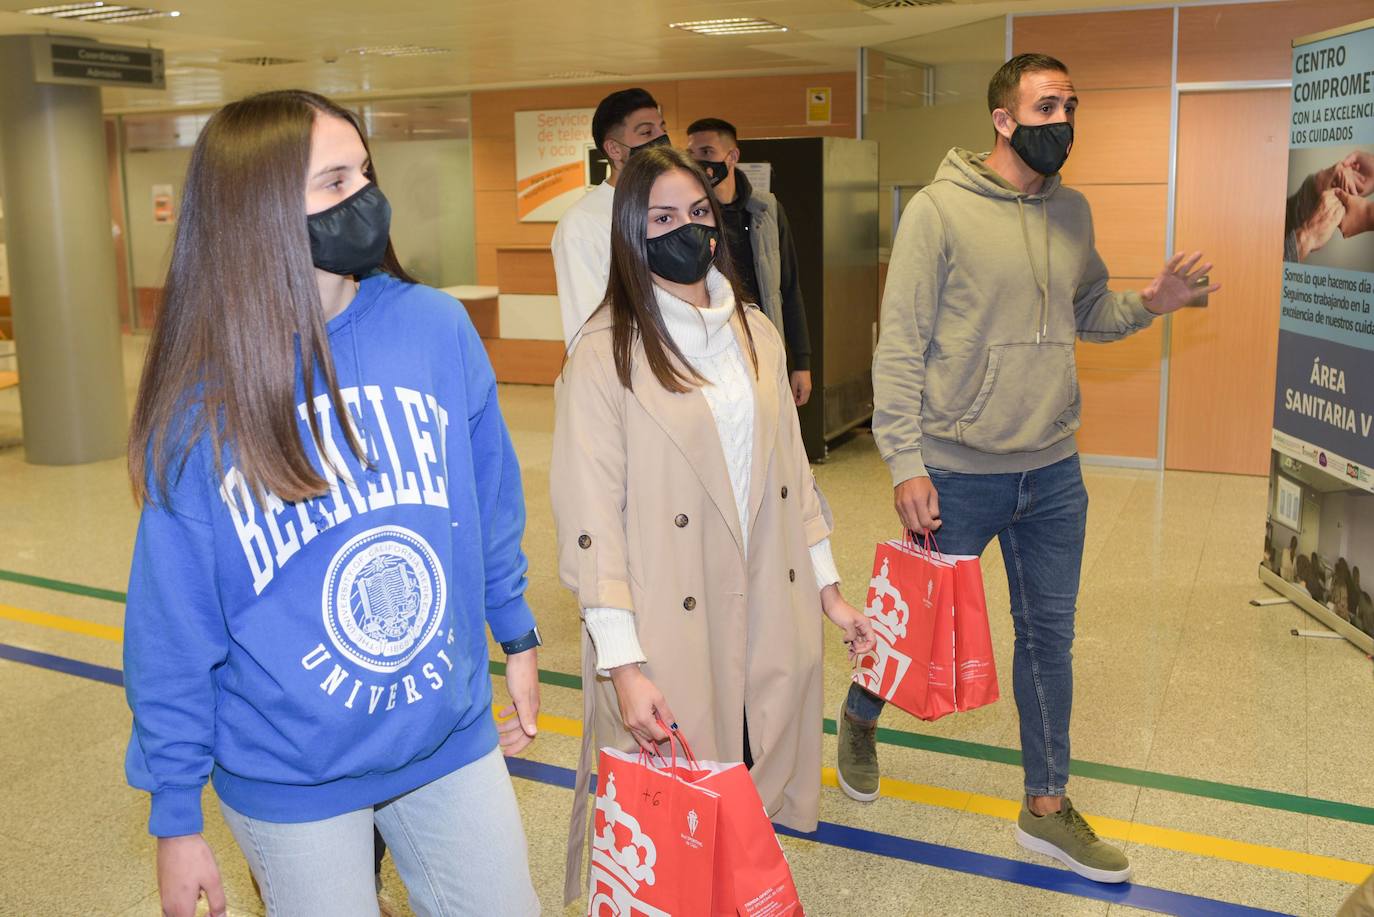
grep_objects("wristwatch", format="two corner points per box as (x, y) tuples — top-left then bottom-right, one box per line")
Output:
(500, 626), (542, 655)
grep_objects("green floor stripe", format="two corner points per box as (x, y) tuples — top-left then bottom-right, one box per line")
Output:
(820, 718), (1374, 826)
(7, 567), (1374, 827)
(0, 568), (127, 604)
(487, 659), (582, 691)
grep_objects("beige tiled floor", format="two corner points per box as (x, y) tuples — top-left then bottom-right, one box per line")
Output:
(1, 335), (1372, 916)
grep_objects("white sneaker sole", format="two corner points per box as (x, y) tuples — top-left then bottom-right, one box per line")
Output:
(836, 701), (880, 803)
(1015, 826), (1132, 884)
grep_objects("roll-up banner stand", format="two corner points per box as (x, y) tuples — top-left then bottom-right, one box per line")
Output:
(1262, 18), (1374, 653)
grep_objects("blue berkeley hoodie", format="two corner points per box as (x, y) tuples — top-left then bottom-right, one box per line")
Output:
(123, 273), (535, 837)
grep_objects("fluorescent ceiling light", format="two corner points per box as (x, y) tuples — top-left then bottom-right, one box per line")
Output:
(22, 2), (180, 22)
(668, 17), (788, 36)
(346, 45), (451, 57)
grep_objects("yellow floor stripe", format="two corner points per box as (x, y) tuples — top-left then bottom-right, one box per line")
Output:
(819, 770), (1370, 884)
(0, 603), (122, 642)
(5, 605), (1368, 885)
(518, 707), (1369, 885)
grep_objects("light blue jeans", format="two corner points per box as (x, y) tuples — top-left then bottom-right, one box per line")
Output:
(847, 455), (1089, 797)
(220, 747), (539, 917)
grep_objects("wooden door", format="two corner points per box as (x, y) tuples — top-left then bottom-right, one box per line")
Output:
(1165, 89), (1289, 474)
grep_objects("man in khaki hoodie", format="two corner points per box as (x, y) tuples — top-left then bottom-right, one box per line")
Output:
(838, 53), (1219, 883)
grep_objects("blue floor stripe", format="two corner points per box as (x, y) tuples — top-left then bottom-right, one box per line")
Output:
(505, 757), (1293, 917)
(0, 642), (123, 686)
(0, 645), (1298, 917)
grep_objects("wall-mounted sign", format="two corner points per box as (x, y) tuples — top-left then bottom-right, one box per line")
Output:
(152, 184), (175, 224)
(806, 86), (831, 126)
(515, 108), (596, 222)
(736, 162), (771, 195)
(31, 37), (165, 89)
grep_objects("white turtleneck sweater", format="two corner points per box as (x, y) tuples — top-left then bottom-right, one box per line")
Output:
(584, 268), (841, 673)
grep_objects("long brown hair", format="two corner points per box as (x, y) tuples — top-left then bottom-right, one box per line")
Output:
(603, 146), (757, 392)
(128, 90), (415, 507)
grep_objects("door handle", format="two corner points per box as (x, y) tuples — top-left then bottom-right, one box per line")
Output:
(1186, 274), (1210, 308)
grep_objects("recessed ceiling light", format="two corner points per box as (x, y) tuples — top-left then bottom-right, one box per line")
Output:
(21, 2), (180, 22)
(668, 17), (788, 36)
(543, 69), (624, 80)
(345, 45), (451, 57)
(226, 56), (301, 67)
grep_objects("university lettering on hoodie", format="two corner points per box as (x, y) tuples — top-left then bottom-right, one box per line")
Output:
(220, 382), (458, 715)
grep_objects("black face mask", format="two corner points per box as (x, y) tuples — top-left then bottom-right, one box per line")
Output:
(646, 222), (719, 284)
(695, 159), (728, 187)
(307, 183), (392, 276)
(1009, 120), (1074, 176)
(625, 133), (671, 158)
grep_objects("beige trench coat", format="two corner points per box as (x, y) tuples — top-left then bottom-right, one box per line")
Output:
(551, 305), (833, 903)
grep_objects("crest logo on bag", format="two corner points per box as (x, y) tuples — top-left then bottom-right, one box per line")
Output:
(687, 809), (699, 838)
(589, 772), (670, 917)
(866, 558), (911, 639)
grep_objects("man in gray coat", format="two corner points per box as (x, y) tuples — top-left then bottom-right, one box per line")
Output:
(687, 118), (813, 405)
(842, 52), (1219, 884)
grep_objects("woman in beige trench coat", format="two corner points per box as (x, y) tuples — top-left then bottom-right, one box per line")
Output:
(551, 146), (875, 904)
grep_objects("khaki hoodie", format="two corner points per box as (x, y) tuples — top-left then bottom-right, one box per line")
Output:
(873, 148), (1156, 484)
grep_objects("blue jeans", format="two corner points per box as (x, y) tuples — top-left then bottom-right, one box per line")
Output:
(846, 454), (1088, 797)
(220, 747), (539, 917)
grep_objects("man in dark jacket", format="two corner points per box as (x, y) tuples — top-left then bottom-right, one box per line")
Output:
(687, 117), (813, 405)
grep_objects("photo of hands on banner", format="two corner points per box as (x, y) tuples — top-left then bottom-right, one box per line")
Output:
(1285, 147), (1374, 266)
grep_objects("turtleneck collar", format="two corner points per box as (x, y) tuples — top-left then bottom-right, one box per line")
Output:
(653, 267), (737, 359)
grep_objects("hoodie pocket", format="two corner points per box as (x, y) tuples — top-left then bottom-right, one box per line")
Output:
(955, 343), (1079, 454)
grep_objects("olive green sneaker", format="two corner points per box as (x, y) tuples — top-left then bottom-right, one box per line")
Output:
(1015, 797), (1131, 884)
(836, 703), (880, 802)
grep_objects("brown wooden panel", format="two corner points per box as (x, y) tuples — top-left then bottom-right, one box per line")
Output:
(476, 243), (500, 287)
(497, 247), (557, 295)
(0, 371), (16, 390)
(1179, 0), (1374, 83)
(483, 338), (565, 385)
(1077, 365), (1161, 459)
(461, 297), (499, 339)
(475, 190), (557, 246)
(1013, 9), (1173, 90)
(1062, 89), (1171, 186)
(1076, 184), (1169, 279)
(1166, 89), (1288, 476)
(472, 136), (515, 191)
(136, 288), (162, 328)
(1078, 365), (1161, 458)
(1076, 315), (1164, 373)
(677, 72), (856, 138)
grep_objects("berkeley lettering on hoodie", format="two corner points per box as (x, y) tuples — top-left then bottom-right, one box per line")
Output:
(221, 383), (451, 596)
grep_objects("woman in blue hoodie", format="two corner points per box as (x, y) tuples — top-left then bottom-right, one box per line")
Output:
(123, 90), (542, 917)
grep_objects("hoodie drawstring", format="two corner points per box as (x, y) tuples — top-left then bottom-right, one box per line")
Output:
(1016, 197), (1052, 344)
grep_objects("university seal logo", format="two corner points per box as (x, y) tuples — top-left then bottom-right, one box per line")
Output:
(321, 526), (446, 673)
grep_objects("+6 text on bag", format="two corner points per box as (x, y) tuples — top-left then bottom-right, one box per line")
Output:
(588, 735), (720, 917)
(853, 534), (999, 721)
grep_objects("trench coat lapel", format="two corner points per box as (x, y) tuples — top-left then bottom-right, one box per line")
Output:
(630, 346), (747, 558)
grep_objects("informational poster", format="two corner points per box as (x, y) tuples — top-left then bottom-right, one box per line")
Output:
(151, 183), (175, 223)
(1262, 17), (1374, 652)
(806, 86), (831, 126)
(736, 161), (771, 194)
(514, 108), (596, 222)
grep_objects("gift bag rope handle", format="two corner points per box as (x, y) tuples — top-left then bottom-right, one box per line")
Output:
(638, 715), (700, 772)
(903, 528), (942, 560)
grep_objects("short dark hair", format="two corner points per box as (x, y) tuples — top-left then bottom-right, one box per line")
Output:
(592, 88), (660, 154)
(686, 117), (738, 145)
(987, 53), (1069, 114)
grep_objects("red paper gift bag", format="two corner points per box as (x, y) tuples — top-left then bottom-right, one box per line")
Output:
(588, 745), (720, 917)
(853, 536), (999, 721)
(655, 731), (803, 916)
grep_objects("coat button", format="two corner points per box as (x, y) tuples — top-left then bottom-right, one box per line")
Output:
(789, 569), (796, 582)
(683, 597), (696, 611)
(675, 514), (689, 528)
(578, 534), (592, 549)
(781, 486), (789, 499)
